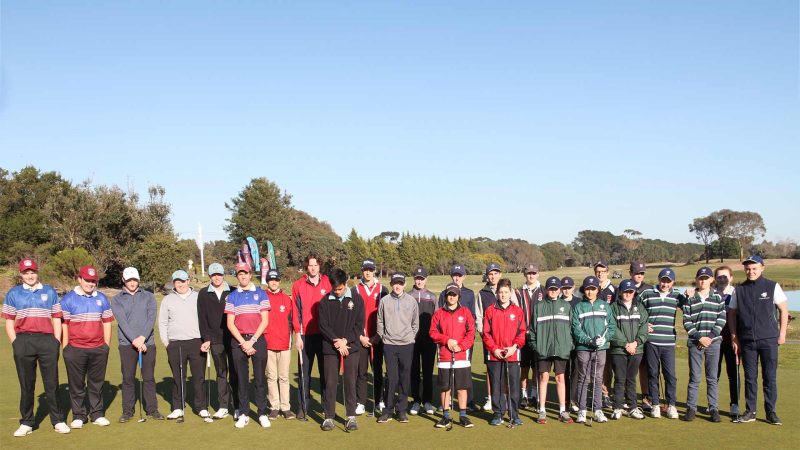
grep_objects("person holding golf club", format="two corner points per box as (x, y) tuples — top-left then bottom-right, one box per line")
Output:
(430, 283), (476, 429)
(225, 262), (271, 429)
(158, 269), (208, 422)
(482, 278), (525, 427)
(112, 267), (164, 423)
(264, 269), (300, 420)
(714, 265), (740, 420)
(608, 279), (648, 420)
(3, 259), (71, 437)
(355, 258), (388, 416)
(593, 261), (616, 410)
(409, 266), (438, 417)
(571, 275), (615, 424)
(682, 266), (727, 422)
(60, 265), (115, 429)
(516, 263), (543, 410)
(318, 268), (364, 432)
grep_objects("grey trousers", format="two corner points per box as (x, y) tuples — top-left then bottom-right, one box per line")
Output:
(576, 350), (606, 411)
(687, 340), (721, 410)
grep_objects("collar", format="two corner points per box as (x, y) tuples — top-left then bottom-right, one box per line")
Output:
(73, 286), (98, 297)
(208, 282), (231, 293)
(600, 280), (611, 289)
(721, 285), (734, 295)
(359, 279), (376, 288)
(305, 275), (321, 286)
(237, 283), (257, 293)
(172, 287), (195, 298)
(496, 301), (512, 310)
(327, 287), (352, 301)
(22, 282), (44, 292)
(523, 281), (541, 291)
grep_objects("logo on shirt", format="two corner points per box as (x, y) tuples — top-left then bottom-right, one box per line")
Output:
(96, 299), (102, 306)
(253, 294), (259, 300)
(600, 304), (605, 310)
(537, 293), (543, 300)
(559, 307), (564, 313)
(760, 292), (768, 299)
(634, 307), (638, 312)
(320, 288), (326, 295)
(510, 314), (516, 320)
(40, 294), (48, 301)
(279, 305), (286, 313)
(457, 316), (465, 323)
(347, 300), (354, 310)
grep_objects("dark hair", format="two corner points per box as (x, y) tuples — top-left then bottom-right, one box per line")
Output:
(714, 265), (733, 277)
(304, 253), (321, 269)
(329, 267), (348, 287)
(497, 278), (512, 291)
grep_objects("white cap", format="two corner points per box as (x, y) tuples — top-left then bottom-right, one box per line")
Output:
(122, 267), (140, 281)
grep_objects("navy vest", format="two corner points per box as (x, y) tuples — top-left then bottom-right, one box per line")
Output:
(735, 276), (779, 342)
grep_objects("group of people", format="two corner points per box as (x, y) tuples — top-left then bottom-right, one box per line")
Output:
(3, 253), (788, 437)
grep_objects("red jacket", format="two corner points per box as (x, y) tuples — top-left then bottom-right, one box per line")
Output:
(429, 305), (475, 368)
(482, 302), (526, 362)
(291, 274), (331, 335)
(355, 281), (387, 343)
(264, 290), (300, 351)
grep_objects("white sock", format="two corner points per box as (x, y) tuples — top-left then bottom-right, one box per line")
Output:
(559, 405), (565, 413)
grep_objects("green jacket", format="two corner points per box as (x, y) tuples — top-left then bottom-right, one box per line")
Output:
(530, 296), (573, 360)
(609, 300), (649, 356)
(570, 298), (615, 352)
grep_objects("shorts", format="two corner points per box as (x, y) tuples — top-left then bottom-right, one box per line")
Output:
(537, 358), (567, 375)
(438, 367), (472, 391)
(520, 346), (536, 368)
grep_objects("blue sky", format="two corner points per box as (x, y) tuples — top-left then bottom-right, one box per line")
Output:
(2, 1), (798, 245)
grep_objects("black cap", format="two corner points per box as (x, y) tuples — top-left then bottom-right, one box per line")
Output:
(361, 259), (376, 271)
(444, 283), (460, 296)
(545, 276), (561, 290)
(413, 267), (428, 279)
(266, 269), (280, 281)
(560, 277), (575, 288)
(390, 272), (406, 285)
(629, 261), (646, 273)
(450, 264), (466, 276)
(593, 260), (608, 269)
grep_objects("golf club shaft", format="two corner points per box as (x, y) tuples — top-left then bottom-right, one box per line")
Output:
(138, 350), (145, 422)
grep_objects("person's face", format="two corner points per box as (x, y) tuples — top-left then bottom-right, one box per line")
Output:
(487, 270), (501, 285)
(124, 278), (140, 292)
(173, 278), (190, 294)
(414, 277), (426, 289)
(525, 272), (538, 284)
(451, 273), (464, 287)
(20, 269), (38, 287)
(744, 263), (763, 281)
(658, 277), (674, 292)
(332, 284), (347, 298)
(78, 277), (96, 295)
(631, 272), (645, 284)
(595, 266), (609, 281)
(446, 292), (459, 308)
(560, 286), (574, 298)
(210, 273), (224, 288)
(546, 287), (559, 299)
(497, 286), (512, 303)
(236, 271), (252, 287)
(391, 282), (405, 295)
(621, 290), (635, 303)
(715, 269), (732, 288)
(696, 275), (712, 290)
(306, 258), (320, 277)
(362, 269), (375, 283)
(583, 286), (598, 300)
(267, 279), (281, 291)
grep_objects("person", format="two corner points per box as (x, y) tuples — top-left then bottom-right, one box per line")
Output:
(530, 276), (573, 424)
(629, 260), (654, 412)
(225, 262), (271, 428)
(376, 272), (419, 424)
(197, 262), (237, 420)
(639, 268), (687, 419)
(516, 263), (543, 409)
(61, 265), (114, 428)
(560, 276), (581, 413)
(571, 276), (615, 424)
(482, 278), (525, 427)
(728, 255), (789, 425)
(594, 261), (616, 409)
(437, 264), (477, 410)
(354, 258), (388, 415)
(112, 267), (164, 422)
(318, 268), (365, 432)
(264, 269), (300, 420)
(3, 259), (70, 436)
(430, 283), (476, 428)
(158, 269), (207, 422)
(608, 279), (648, 420)
(292, 253), (333, 420)
(714, 265), (740, 419)
(682, 267), (726, 422)
(408, 266), (438, 416)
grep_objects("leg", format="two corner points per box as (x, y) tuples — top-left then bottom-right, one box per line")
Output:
(383, 345), (400, 413)
(611, 354), (626, 410)
(343, 352), (359, 417)
(638, 357), (649, 400)
(509, 362), (521, 419)
(64, 345), (89, 421)
(721, 340), (739, 408)
(141, 345), (158, 414)
(410, 342), (422, 403)
(267, 350), (280, 411)
(487, 362), (503, 413)
(575, 351), (591, 411)
(538, 362), (550, 411)
(277, 349), (291, 412)
(36, 335), (65, 425)
(592, 352), (607, 412)
(356, 343), (370, 405)
(662, 346), (677, 406)
(645, 343), (661, 405)
(396, 344), (414, 413)
(740, 340), (758, 412)
(12, 335), (38, 427)
(686, 345), (702, 411)
(759, 339), (779, 413)
(372, 342), (384, 405)
(166, 343), (183, 410)
(210, 343), (230, 411)
(705, 341), (721, 410)
(251, 337), (268, 416)
(86, 345), (110, 420)
(230, 339), (251, 417)
(322, 354), (339, 419)
(119, 345), (138, 416)
(421, 340), (436, 404)
(626, 354), (642, 409)
(187, 340), (207, 413)
(225, 341), (239, 411)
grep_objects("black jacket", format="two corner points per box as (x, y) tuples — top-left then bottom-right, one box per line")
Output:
(319, 288), (365, 356)
(197, 284), (231, 344)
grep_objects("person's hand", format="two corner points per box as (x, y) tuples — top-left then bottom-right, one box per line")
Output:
(296, 337), (304, 351)
(245, 347), (256, 356)
(452, 344), (462, 353)
(625, 342), (636, 355)
(685, 287), (696, 297)
(506, 345), (518, 355)
(698, 337), (712, 348)
(132, 336), (146, 349)
(447, 339), (458, 351)
(731, 336), (740, 360)
(139, 343), (148, 353)
(494, 348), (506, 360)
(338, 345), (350, 357)
(240, 340), (254, 353)
(200, 341), (211, 352)
(594, 336), (606, 348)
(333, 338), (348, 350)
(648, 324), (654, 333)
(359, 335), (371, 347)
(778, 334), (786, 345)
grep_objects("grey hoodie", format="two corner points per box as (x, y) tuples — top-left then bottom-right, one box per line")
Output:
(377, 291), (419, 345)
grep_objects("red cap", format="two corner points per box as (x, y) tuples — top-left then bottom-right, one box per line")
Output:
(79, 266), (99, 282)
(234, 262), (251, 274)
(19, 259), (39, 272)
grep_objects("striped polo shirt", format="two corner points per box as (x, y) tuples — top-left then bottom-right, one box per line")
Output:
(61, 287), (114, 348)
(639, 287), (687, 346)
(2, 283), (62, 334)
(681, 291), (726, 345)
(225, 284), (271, 335)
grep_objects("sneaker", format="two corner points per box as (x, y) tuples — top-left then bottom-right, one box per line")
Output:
(53, 422), (70, 434)
(355, 403), (365, 415)
(409, 402), (420, 415)
(611, 409), (623, 420)
(345, 416), (358, 431)
(424, 402), (434, 414)
(489, 413), (503, 426)
(213, 408), (229, 420)
(709, 408), (721, 423)
(118, 414), (132, 423)
(602, 395), (612, 409)
(627, 408), (645, 420)
(377, 412), (393, 423)
(641, 398), (653, 412)
(468, 401), (481, 412)
(650, 406), (661, 419)
(537, 409), (547, 424)
(666, 405), (678, 419)
(268, 410), (280, 420)
(511, 417), (524, 426)
(199, 410), (210, 419)
(92, 417), (110, 427)
(397, 412), (409, 423)
(570, 401), (579, 413)
(559, 411), (574, 423)
(234, 415), (249, 429)
(729, 403), (739, 419)
(482, 396), (492, 411)
(435, 417), (452, 428)
(593, 410), (607, 423)
(683, 408), (696, 421)
(258, 415), (271, 428)
(576, 410), (586, 423)
(167, 409), (184, 420)
(460, 416), (474, 428)
(282, 410), (296, 420)
(738, 410), (756, 423)
(296, 410), (307, 421)
(14, 424), (33, 437)
(320, 418), (335, 431)
(766, 411), (782, 426)
(70, 419), (84, 429)
(148, 411), (166, 420)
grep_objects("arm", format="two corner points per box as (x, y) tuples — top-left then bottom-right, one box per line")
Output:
(777, 302), (789, 345)
(102, 298), (114, 345)
(728, 307), (739, 356)
(428, 311), (446, 345)
(460, 312), (476, 350)
(349, 299), (365, 347)
(227, 314), (248, 352)
(197, 295), (212, 344)
(103, 322), (112, 346)
(475, 293), (484, 334)
(635, 307), (649, 345)
(112, 297), (136, 345)
(571, 306), (591, 346)
(318, 302), (337, 345)
(376, 300), (385, 343)
(5, 319), (15, 343)
(513, 316), (526, 348)
(682, 300), (698, 341)
(62, 323), (69, 348)
(711, 296), (726, 339)
(480, 311), (497, 355)
(158, 298), (170, 347)
(410, 299), (419, 337)
(610, 307), (627, 348)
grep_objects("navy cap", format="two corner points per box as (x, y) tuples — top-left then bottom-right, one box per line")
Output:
(524, 263), (539, 274)
(390, 272), (406, 285)
(450, 264), (466, 276)
(485, 263), (501, 274)
(695, 267), (713, 279)
(266, 269), (280, 281)
(593, 260), (609, 269)
(658, 268), (676, 281)
(619, 279), (636, 292)
(361, 259), (377, 271)
(560, 277), (575, 288)
(743, 255), (764, 265)
(444, 283), (460, 296)
(545, 276), (561, 289)
(413, 266), (428, 278)
(581, 276), (600, 290)
(629, 261), (646, 273)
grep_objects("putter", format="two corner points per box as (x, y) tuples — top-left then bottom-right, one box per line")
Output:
(505, 359), (514, 429)
(297, 346), (308, 421)
(368, 346), (376, 417)
(734, 359), (741, 422)
(340, 353), (347, 432)
(177, 346), (185, 424)
(587, 350), (597, 427)
(446, 351), (455, 431)
(137, 351), (146, 423)
(204, 351), (213, 423)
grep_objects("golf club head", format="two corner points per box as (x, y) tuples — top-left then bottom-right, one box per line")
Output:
(176, 415), (184, 424)
(137, 417), (146, 423)
(204, 417), (214, 423)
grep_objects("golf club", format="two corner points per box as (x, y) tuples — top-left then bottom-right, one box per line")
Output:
(587, 350), (597, 427)
(734, 358), (741, 422)
(505, 359), (514, 429)
(138, 350), (146, 423)
(340, 353), (347, 432)
(368, 345), (375, 417)
(446, 351), (455, 431)
(177, 345), (185, 424)
(297, 344), (308, 421)
(204, 351), (213, 423)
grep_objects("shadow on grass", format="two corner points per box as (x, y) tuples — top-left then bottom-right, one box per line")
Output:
(34, 381), (118, 428)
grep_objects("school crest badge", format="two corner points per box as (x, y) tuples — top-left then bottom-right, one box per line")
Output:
(510, 314), (516, 320)
(96, 300), (102, 306)
(347, 300), (354, 310)
(279, 305), (286, 313)
(253, 294), (259, 300)
(600, 304), (605, 310)
(40, 294), (48, 301)
(457, 316), (465, 323)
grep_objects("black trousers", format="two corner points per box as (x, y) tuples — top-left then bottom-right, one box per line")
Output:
(119, 344), (158, 415)
(209, 342), (234, 410)
(12, 333), (64, 426)
(384, 344), (414, 413)
(63, 344), (109, 421)
(166, 339), (206, 412)
(298, 334), (325, 412)
(611, 353), (643, 409)
(410, 339), (436, 404)
(322, 352), (358, 419)
(487, 360), (520, 419)
(230, 335), (268, 417)
(718, 339), (739, 407)
(356, 341), (384, 406)
(741, 339), (778, 413)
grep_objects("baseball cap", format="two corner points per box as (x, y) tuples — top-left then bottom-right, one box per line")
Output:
(485, 263), (501, 274)
(413, 266), (428, 278)
(629, 261), (646, 273)
(743, 255), (764, 265)
(444, 283), (460, 296)
(545, 276), (561, 290)
(361, 259), (377, 271)
(450, 264), (466, 276)
(524, 263), (539, 274)
(266, 269), (280, 281)
(18, 259), (38, 272)
(122, 267), (140, 281)
(593, 260), (609, 269)
(658, 268), (676, 281)
(79, 266), (99, 282)
(390, 272), (406, 285)
(696, 267), (714, 279)
(560, 277), (575, 288)
(171, 269), (190, 281)
(619, 279), (636, 292)
(234, 262), (251, 274)
(581, 276), (600, 290)
(208, 263), (225, 276)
